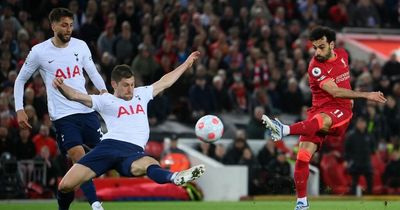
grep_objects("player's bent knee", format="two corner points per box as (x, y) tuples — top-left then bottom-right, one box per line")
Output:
(130, 167), (144, 176)
(320, 113), (333, 132)
(297, 149), (312, 163)
(58, 179), (75, 193)
(131, 156), (159, 176)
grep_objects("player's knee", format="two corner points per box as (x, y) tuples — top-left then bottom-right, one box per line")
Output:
(58, 179), (75, 193)
(297, 149), (312, 163)
(130, 156), (159, 176)
(130, 164), (143, 176)
(320, 113), (332, 132)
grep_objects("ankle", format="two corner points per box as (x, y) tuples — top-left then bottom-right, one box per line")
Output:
(170, 172), (177, 182)
(282, 124), (290, 136)
(297, 197), (308, 205)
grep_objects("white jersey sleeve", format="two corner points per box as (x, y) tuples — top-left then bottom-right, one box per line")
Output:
(80, 41), (107, 91)
(140, 85), (154, 102)
(90, 93), (112, 112)
(14, 48), (40, 111)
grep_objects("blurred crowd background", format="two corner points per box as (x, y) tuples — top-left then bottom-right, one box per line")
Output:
(1, 0), (400, 198)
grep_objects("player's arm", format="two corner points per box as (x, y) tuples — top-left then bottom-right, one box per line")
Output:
(53, 77), (93, 107)
(82, 42), (108, 94)
(152, 51), (200, 97)
(14, 49), (40, 129)
(321, 80), (387, 103)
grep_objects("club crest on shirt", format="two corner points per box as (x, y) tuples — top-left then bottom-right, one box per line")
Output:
(135, 95), (141, 100)
(341, 58), (347, 67)
(311, 67), (322, 77)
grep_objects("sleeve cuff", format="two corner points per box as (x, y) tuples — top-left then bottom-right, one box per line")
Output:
(319, 78), (334, 88)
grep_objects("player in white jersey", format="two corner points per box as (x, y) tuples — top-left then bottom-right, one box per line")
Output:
(13, 8), (106, 210)
(52, 51), (205, 198)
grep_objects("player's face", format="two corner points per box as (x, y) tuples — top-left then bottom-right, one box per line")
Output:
(113, 77), (135, 100)
(52, 17), (73, 43)
(312, 36), (334, 62)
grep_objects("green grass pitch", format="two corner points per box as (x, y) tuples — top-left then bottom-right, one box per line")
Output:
(1, 200), (400, 210)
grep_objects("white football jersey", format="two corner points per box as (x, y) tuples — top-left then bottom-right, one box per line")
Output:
(14, 38), (107, 120)
(90, 86), (153, 149)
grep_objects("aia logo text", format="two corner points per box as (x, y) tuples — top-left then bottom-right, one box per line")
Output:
(55, 65), (81, 79)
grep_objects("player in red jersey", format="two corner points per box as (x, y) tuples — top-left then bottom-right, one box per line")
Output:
(262, 26), (387, 210)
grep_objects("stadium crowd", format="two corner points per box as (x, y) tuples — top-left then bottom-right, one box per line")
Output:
(1, 0), (400, 197)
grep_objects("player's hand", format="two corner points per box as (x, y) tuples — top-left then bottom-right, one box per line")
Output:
(367, 91), (387, 104)
(99, 89), (108, 95)
(185, 51), (201, 68)
(52, 77), (64, 89)
(16, 110), (32, 129)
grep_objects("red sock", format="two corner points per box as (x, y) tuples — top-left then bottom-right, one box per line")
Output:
(294, 159), (309, 198)
(289, 117), (321, 136)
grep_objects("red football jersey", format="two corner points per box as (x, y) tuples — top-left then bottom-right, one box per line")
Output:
(308, 48), (352, 109)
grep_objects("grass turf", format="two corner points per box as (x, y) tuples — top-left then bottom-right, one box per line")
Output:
(1, 200), (400, 210)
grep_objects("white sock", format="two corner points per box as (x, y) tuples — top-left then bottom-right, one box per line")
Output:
(91, 201), (101, 207)
(170, 172), (178, 181)
(297, 197), (308, 205)
(282, 124), (290, 136)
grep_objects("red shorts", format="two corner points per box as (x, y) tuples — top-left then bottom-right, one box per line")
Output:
(299, 106), (353, 150)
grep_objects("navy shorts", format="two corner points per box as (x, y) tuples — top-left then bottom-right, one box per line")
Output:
(77, 139), (146, 177)
(53, 112), (102, 155)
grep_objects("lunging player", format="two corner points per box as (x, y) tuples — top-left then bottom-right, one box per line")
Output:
(52, 52), (205, 203)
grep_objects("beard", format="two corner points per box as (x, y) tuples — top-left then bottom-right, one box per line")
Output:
(315, 48), (333, 62)
(57, 32), (71, 43)
(123, 95), (133, 100)
(117, 92), (133, 101)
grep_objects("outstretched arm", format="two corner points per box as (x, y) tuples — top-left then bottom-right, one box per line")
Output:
(53, 77), (93, 107)
(322, 80), (387, 103)
(152, 51), (200, 97)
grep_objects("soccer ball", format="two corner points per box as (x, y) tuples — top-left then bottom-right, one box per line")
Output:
(195, 115), (224, 143)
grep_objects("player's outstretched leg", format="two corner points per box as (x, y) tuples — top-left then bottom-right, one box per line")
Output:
(261, 115), (284, 140)
(173, 164), (206, 186)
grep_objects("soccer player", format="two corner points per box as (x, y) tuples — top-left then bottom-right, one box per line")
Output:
(14, 8), (107, 210)
(52, 51), (205, 202)
(262, 26), (387, 210)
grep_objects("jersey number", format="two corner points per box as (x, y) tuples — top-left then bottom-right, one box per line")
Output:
(97, 128), (104, 140)
(331, 109), (344, 118)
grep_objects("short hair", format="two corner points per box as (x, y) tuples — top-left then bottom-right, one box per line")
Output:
(309, 26), (336, 43)
(111, 64), (134, 83)
(49, 8), (73, 23)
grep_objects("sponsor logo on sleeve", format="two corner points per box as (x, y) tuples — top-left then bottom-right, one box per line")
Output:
(311, 67), (322, 77)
